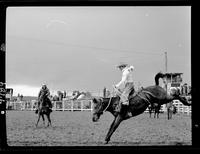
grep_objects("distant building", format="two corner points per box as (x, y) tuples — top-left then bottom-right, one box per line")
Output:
(6, 88), (13, 101)
(163, 73), (183, 94)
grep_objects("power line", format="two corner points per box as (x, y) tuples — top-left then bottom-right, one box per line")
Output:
(9, 35), (163, 56)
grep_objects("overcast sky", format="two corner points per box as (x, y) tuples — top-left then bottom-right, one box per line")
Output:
(6, 7), (191, 96)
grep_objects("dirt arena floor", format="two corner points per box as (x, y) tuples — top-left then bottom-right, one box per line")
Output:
(6, 110), (191, 146)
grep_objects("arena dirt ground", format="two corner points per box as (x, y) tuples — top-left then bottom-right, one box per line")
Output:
(6, 110), (191, 146)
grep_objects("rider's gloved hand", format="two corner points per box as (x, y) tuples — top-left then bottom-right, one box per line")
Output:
(113, 85), (122, 93)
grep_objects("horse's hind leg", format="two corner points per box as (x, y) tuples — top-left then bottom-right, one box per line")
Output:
(167, 109), (169, 120)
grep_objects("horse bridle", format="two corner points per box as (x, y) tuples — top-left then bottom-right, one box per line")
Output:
(103, 97), (112, 112)
(95, 97), (112, 116)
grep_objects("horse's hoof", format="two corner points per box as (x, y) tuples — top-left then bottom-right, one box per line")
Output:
(104, 140), (109, 144)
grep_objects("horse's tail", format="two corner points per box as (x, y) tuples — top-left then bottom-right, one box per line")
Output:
(155, 72), (165, 86)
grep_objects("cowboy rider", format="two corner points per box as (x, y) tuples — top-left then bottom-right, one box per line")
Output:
(35, 84), (52, 113)
(114, 62), (135, 115)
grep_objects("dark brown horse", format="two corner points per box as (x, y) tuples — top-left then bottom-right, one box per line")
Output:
(92, 72), (191, 144)
(35, 93), (52, 127)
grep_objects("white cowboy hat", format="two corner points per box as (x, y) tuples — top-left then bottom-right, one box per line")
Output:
(129, 66), (134, 70)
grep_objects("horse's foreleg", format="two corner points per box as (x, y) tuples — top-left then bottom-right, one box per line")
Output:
(46, 114), (52, 127)
(36, 114), (41, 127)
(104, 115), (123, 144)
(41, 114), (45, 126)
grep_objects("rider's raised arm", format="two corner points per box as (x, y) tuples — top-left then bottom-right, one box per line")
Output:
(115, 68), (129, 89)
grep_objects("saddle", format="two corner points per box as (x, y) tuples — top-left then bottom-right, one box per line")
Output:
(113, 87), (135, 114)
(114, 86), (135, 100)
(128, 88), (155, 106)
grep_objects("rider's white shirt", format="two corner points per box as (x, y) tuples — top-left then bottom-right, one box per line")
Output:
(115, 66), (134, 90)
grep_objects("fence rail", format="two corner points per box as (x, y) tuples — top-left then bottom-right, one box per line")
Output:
(6, 99), (93, 112)
(6, 99), (191, 114)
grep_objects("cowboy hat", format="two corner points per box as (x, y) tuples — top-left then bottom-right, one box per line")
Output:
(42, 83), (47, 87)
(116, 62), (128, 68)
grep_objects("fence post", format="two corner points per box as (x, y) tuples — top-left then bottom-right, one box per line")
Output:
(71, 100), (73, 112)
(90, 100), (93, 112)
(31, 101), (33, 111)
(62, 100), (64, 111)
(81, 100), (83, 111)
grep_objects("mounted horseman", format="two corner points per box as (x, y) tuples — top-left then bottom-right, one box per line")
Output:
(114, 62), (135, 116)
(35, 84), (53, 127)
(35, 84), (52, 114)
(92, 72), (191, 144)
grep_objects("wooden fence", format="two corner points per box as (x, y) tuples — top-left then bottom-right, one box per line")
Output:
(6, 99), (93, 112)
(6, 98), (191, 115)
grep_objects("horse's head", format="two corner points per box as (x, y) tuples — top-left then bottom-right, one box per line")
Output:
(169, 87), (191, 106)
(92, 97), (107, 122)
(177, 95), (192, 106)
(171, 90), (191, 106)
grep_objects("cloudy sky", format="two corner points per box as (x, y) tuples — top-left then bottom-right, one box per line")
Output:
(6, 6), (191, 96)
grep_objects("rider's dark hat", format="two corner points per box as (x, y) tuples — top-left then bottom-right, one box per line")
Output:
(116, 62), (128, 68)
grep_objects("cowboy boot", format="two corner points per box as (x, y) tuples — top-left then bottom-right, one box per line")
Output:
(121, 101), (132, 117)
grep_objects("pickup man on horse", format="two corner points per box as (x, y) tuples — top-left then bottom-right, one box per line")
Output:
(114, 62), (135, 116)
(35, 84), (52, 114)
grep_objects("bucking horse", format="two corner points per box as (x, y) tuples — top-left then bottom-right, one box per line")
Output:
(92, 72), (191, 144)
(35, 92), (52, 127)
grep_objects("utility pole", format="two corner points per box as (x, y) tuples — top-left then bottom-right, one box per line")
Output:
(165, 51), (168, 73)
(164, 52), (168, 93)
